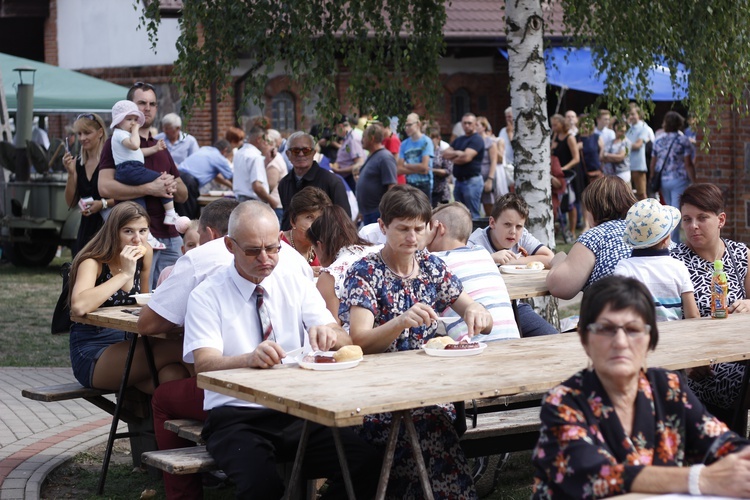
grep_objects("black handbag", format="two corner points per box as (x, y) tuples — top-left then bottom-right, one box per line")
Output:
(51, 262), (72, 334)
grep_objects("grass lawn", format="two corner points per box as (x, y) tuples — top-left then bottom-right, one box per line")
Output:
(0, 252), (70, 367)
(3, 236), (578, 498)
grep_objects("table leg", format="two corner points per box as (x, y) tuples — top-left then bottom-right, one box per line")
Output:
(375, 412), (403, 500)
(97, 334), (138, 495)
(141, 336), (160, 390)
(331, 427), (357, 500)
(283, 419), (311, 500)
(403, 412), (434, 500)
(511, 299), (522, 337)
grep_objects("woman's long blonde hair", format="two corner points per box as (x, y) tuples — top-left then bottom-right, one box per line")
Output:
(73, 113), (108, 165)
(68, 202), (149, 303)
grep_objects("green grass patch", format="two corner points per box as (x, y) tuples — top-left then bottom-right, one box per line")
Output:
(0, 252), (70, 367)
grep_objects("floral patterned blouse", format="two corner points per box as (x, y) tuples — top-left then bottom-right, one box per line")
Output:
(532, 368), (749, 499)
(339, 249), (463, 351)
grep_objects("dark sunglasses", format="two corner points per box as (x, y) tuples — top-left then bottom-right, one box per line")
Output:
(288, 147), (314, 157)
(131, 81), (156, 92)
(229, 238), (282, 257)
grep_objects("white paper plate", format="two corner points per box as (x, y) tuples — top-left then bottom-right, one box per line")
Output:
(132, 293), (152, 305)
(423, 342), (487, 357)
(297, 352), (363, 371)
(499, 265), (543, 275)
(207, 190), (234, 197)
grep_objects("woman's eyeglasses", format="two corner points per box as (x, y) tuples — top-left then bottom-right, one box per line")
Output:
(76, 113), (95, 121)
(288, 147), (314, 157)
(587, 322), (650, 339)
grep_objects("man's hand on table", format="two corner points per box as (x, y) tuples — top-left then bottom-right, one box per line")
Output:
(308, 323), (350, 351)
(248, 341), (285, 369)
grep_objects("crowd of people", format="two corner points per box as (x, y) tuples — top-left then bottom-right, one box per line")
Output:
(57, 81), (750, 499)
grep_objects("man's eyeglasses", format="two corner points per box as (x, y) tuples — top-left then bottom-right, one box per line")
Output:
(587, 322), (650, 339)
(288, 147), (314, 157)
(228, 238), (281, 257)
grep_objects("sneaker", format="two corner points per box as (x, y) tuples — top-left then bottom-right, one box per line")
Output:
(163, 212), (179, 225)
(147, 233), (166, 250)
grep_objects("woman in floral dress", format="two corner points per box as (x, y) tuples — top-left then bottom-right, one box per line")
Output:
(340, 185), (492, 499)
(532, 276), (750, 499)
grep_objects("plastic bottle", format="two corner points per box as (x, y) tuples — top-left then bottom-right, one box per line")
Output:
(711, 260), (728, 319)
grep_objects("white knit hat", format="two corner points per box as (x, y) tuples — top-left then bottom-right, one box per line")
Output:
(110, 100), (145, 129)
(623, 198), (681, 248)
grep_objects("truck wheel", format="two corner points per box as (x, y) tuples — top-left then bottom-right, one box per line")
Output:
(10, 242), (58, 267)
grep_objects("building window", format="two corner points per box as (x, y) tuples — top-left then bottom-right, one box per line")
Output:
(451, 88), (470, 124)
(272, 92), (295, 131)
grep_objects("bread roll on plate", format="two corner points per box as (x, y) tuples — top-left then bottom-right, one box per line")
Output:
(333, 345), (363, 362)
(526, 261), (544, 270)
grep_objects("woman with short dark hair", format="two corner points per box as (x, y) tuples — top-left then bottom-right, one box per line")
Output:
(533, 275), (750, 499)
(546, 176), (637, 299)
(340, 184), (492, 498)
(672, 182), (750, 413)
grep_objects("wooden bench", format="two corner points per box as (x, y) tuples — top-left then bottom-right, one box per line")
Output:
(142, 419), (315, 499)
(460, 406), (541, 458)
(143, 402), (542, 477)
(21, 382), (156, 466)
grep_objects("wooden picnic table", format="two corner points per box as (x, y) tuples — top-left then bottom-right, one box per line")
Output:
(71, 305), (182, 336)
(198, 194), (233, 206)
(502, 269), (549, 300)
(198, 314), (750, 499)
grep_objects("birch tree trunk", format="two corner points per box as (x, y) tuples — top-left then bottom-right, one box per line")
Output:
(506, 0), (559, 327)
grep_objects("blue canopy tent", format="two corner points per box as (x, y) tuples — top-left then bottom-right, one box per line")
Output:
(499, 47), (688, 102)
(0, 52), (129, 113)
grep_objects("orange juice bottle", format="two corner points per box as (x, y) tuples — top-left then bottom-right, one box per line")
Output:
(711, 260), (728, 319)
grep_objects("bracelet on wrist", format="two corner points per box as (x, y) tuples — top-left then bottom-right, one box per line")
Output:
(688, 464), (704, 496)
(488, 177), (494, 181)
(101, 198), (108, 210)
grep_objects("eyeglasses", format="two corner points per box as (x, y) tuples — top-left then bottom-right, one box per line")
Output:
(288, 147), (314, 157)
(587, 322), (651, 339)
(228, 237), (281, 257)
(76, 113), (95, 121)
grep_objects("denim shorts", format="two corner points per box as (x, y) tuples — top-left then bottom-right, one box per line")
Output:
(69, 323), (133, 388)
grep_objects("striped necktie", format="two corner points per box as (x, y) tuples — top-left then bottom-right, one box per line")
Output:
(254, 285), (274, 341)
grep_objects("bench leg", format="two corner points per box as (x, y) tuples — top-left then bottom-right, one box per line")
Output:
(97, 335), (138, 495)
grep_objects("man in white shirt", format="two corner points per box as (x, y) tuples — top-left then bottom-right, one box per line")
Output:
(233, 125), (278, 208)
(626, 104), (653, 200)
(595, 109), (616, 148)
(184, 201), (379, 498)
(137, 198), (314, 499)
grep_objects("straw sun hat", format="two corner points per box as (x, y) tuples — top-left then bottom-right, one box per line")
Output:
(623, 198), (681, 248)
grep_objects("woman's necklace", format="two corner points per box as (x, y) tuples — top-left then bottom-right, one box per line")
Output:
(288, 229), (314, 264)
(380, 250), (416, 279)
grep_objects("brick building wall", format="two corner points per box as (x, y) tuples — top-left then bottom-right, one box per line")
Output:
(695, 102), (750, 244)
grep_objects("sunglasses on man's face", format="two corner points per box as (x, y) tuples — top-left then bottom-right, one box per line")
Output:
(288, 147), (314, 157)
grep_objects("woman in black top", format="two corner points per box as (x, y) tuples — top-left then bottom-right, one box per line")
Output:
(63, 113), (113, 256)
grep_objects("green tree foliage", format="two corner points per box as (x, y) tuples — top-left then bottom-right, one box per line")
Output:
(139, 0), (447, 122)
(558, 0), (750, 139)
